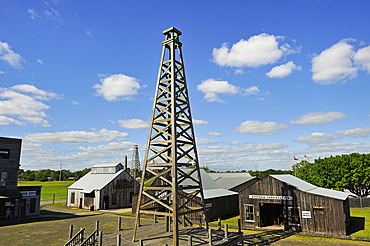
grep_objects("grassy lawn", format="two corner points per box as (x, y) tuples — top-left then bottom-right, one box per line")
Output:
(18, 181), (74, 201)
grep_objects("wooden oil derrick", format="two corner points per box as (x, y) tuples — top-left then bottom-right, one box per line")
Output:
(132, 27), (208, 245)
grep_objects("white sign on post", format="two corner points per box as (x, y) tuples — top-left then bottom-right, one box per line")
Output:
(302, 211), (311, 218)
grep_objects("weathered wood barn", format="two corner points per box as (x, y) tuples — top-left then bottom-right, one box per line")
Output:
(239, 174), (350, 236)
(133, 168), (239, 222)
(67, 163), (139, 210)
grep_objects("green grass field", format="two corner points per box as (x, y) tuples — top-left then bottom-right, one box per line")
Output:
(18, 181), (74, 202)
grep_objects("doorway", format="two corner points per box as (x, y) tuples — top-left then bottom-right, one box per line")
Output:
(103, 196), (109, 209)
(313, 208), (327, 233)
(260, 203), (283, 227)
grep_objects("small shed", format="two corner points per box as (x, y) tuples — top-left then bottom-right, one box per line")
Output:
(67, 163), (139, 210)
(239, 174), (350, 236)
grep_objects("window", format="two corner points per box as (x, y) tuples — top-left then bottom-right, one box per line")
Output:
(1, 171), (8, 186)
(245, 204), (254, 222)
(112, 194), (117, 205)
(71, 192), (75, 204)
(288, 207), (301, 227)
(30, 198), (36, 213)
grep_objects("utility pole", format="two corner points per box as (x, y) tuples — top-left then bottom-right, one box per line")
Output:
(59, 162), (62, 181)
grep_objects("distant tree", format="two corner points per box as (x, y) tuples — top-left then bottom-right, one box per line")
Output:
(248, 169), (293, 179)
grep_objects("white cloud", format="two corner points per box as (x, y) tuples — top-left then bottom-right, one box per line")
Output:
(354, 45), (370, 73)
(37, 59), (44, 65)
(196, 137), (218, 146)
(290, 112), (346, 125)
(193, 119), (209, 125)
(72, 101), (80, 105)
(295, 132), (341, 146)
(108, 119), (116, 124)
(234, 69), (244, 74)
(11, 84), (60, 101)
(25, 129), (128, 145)
(311, 40), (357, 84)
(117, 119), (149, 129)
(266, 61), (301, 78)
(86, 30), (92, 36)
(0, 85), (61, 127)
(208, 131), (221, 136)
(244, 86), (260, 95)
(0, 116), (25, 126)
(0, 71), (4, 74)
(0, 41), (23, 68)
(197, 78), (239, 102)
(212, 33), (297, 68)
(28, 9), (41, 19)
(93, 74), (141, 101)
(235, 120), (289, 135)
(335, 127), (370, 138)
(44, 8), (63, 23)
(227, 141), (240, 145)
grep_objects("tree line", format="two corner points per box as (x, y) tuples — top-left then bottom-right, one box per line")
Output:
(293, 153), (370, 198)
(18, 168), (91, 181)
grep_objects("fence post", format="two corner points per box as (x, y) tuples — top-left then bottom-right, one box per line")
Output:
(53, 193), (55, 204)
(199, 215), (202, 228)
(208, 228), (212, 245)
(69, 225), (73, 239)
(154, 214), (157, 223)
(98, 231), (103, 246)
(117, 234), (121, 246)
(238, 219), (241, 233)
(118, 217), (121, 231)
(225, 223), (228, 239)
(188, 235), (192, 246)
(96, 221), (99, 235)
(81, 227), (84, 242)
(218, 217), (221, 230)
(139, 239), (144, 246)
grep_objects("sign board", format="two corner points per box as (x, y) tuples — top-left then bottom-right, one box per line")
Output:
(302, 211), (311, 218)
(249, 195), (293, 200)
(5, 202), (11, 207)
(20, 191), (36, 197)
(0, 149), (10, 159)
(205, 203), (212, 208)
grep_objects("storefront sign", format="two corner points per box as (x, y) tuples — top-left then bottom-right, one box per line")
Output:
(0, 149), (10, 159)
(302, 211), (311, 218)
(21, 191), (36, 197)
(249, 195), (293, 200)
(205, 203), (212, 208)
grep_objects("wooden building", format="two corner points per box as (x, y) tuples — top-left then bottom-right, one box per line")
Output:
(67, 163), (139, 210)
(208, 172), (259, 192)
(0, 137), (41, 222)
(133, 168), (239, 222)
(239, 175), (350, 236)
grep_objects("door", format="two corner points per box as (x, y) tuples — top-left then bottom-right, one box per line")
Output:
(313, 208), (327, 233)
(19, 199), (26, 216)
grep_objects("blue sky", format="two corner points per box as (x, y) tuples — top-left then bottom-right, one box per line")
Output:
(1, 1), (370, 172)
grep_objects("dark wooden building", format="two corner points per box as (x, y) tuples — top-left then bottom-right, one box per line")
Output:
(67, 163), (139, 210)
(0, 137), (23, 221)
(133, 168), (239, 222)
(239, 174), (350, 236)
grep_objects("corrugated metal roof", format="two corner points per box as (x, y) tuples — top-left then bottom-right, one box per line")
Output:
(208, 172), (252, 180)
(92, 163), (122, 168)
(214, 177), (257, 190)
(68, 170), (125, 193)
(178, 168), (238, 199)
(270, 174), (349, 200)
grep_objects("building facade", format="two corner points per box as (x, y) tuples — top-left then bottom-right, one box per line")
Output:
(67, 163), (139, 210)
(239, 175), (350, 236)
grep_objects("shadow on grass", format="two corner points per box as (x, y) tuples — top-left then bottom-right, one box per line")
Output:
(348, 216), (365, 235)
(242, 230), (293, 245)
(0, 206), (98, 228)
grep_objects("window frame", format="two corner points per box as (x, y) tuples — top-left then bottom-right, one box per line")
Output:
(71, 192), (75, 204)
(244, 204), (255, 222)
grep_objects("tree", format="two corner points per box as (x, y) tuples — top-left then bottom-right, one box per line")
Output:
(295, 153), (370, 198)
